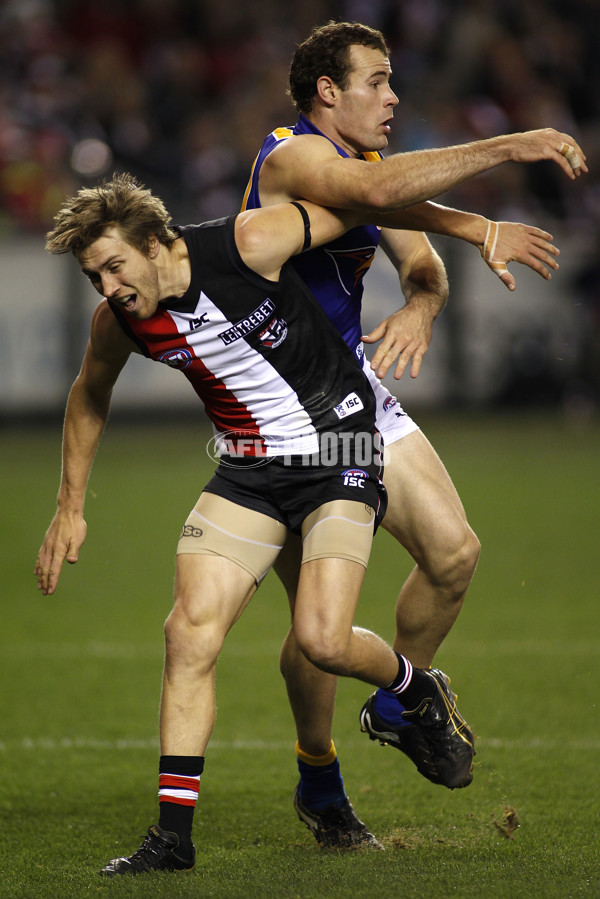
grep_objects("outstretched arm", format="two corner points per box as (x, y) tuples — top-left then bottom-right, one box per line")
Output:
(34, 302), (133, 596)
(236, 197), (561, 299)
(263, 128), (586, 212)
(259, 132), (565, 287)
(375, 203), (560, 290)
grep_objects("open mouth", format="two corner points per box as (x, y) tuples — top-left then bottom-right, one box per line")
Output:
(120, 294), (137, 310)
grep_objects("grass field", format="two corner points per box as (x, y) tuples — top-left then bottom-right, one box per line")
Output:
(1, 412), (599, 898)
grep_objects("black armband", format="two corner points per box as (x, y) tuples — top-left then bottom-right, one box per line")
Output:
(290, 201), (312, 252)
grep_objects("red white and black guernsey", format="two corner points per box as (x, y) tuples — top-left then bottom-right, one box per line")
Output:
(108, 215), (378, 460)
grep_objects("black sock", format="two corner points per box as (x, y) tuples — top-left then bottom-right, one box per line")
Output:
(384, 652), (433, 710)
(158, 755), (204, 857)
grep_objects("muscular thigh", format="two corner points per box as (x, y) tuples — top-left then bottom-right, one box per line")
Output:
(381, 430), (470, 564)
(174, 552), (258, 635)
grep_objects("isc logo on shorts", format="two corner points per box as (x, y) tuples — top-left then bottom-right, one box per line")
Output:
(180, 525), (203, 538)
(341, 468), (368, 488)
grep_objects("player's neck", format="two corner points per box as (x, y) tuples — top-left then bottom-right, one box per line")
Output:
(304, 110), (362, 159)
(158, 237), (191, 301)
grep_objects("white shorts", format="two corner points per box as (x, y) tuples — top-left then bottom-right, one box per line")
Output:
(358, 343), (419, 446)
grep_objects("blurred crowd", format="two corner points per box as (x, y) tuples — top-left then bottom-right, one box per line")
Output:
(2, 0), (600, 230)
(1, 0), (599, 403)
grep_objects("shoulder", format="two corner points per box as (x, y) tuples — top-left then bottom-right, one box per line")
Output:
(266, 132), (340, 168)
(259, 133), (343, 204)
(90, 300), (137, 361)
(91, 299), (119, 339)
(179, 218), (234, 268)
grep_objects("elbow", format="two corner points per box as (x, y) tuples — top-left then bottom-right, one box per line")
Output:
(361, 183), (397, 212)
(235, 214), (262, 258)
(431, 271), (450, 313)
(439, 273), (450, 305)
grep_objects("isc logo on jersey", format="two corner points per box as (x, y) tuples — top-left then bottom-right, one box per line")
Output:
(334, 392), (364, 419)
(383, 395), (397, 411)
(342, 468), (368, 488)
(157, 348), (194, 369)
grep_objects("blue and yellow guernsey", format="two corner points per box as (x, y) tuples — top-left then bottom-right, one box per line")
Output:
(242, 113), (382, 353)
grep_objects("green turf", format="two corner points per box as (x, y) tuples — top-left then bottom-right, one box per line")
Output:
(2, 413), (599, 897)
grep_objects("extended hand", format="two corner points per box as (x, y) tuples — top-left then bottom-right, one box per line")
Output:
(34, 511), (87, 596)
(510, 129), (587, 179)
(480, 220), (560, 290)
(362, 302), (434, 380)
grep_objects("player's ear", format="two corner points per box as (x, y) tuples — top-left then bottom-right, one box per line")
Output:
(148, 235), (160, 259)
(316, 75), (338, 107)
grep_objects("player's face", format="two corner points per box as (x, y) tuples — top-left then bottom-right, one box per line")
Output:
(332, 44), (398, 156)
(79, 227), (161, 319)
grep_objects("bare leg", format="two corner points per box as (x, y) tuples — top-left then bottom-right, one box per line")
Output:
(292, 556), (398, 687)
(355, 430), (478, 790)
(160, 553), (256, 755)
(277, 543), (384, 848)
(381, 430), (481, 666)
(101, 552), (259, 877)
(276, 537), (338, 756)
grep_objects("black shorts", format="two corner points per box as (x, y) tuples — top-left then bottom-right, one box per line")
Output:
(203, 455), (387, 535)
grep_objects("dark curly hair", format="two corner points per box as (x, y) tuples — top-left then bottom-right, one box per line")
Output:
(289, 21), (390, 114)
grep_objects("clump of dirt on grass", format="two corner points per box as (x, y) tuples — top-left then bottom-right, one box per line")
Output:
(492, 806), (520, 839)
(386, 829), (420, 850)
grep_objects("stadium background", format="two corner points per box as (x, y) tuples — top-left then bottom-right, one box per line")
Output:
(1, 0), (599, 418)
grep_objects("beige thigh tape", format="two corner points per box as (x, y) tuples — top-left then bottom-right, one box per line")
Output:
(301, 500), (375, 569)
(177, 492), (286, 583)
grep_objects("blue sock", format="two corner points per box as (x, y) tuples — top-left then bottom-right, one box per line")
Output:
(296, 742), (346, 811)
(374, 687), (411, 726)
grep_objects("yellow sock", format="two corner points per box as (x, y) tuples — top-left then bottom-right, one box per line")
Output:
(295, 740), (337, 766)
